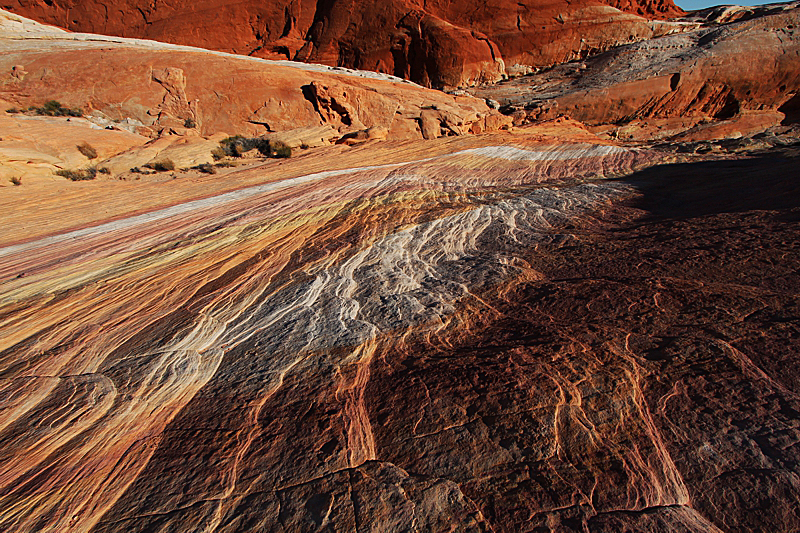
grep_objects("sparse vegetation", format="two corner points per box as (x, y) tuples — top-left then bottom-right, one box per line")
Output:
(216, 136), (291, 159)
(98, 167), (111, 174)
(184, 117), (197, 129)
(144, 159), (176, 172)
(9, 176), (22, 186)
(214, 161), (237, 168)
(77, 142), (98, 159)
(56, 168), (97, 181)
(6, 108), (19, 114)
(32, 100), (82, 117)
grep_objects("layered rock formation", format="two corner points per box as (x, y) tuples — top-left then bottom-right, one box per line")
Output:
(3, 0), (687, 87)
(471, 2), (800, 141)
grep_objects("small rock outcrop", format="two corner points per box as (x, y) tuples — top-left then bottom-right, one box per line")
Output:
(150, 67), (199, 132)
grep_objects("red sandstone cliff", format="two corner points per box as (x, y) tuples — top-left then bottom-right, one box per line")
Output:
(3, 0), (684, 88)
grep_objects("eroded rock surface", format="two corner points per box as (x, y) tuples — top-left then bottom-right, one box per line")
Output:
(1, 2), (799, 532)
(0, 9), (504, 140)
(3, 0), (688, 87)
(1, 120), (799, 532)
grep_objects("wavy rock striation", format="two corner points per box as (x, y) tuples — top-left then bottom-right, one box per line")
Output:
(1, 128), (799, 532)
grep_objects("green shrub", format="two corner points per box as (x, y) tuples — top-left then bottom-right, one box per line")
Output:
(184, 117), (197, 129)
(271, 141), (291, 158)
(56, 168), (97, 181)
(144, 159), (176, 172)
(77, 142), (98, 159)
(9, 176), (22, 186)
(6, 108), (19, 114)
(98, 167), (111, 174)
(218, 135), (248, 157)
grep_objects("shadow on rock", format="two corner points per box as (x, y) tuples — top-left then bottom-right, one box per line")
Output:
(620, 150), (800, 220)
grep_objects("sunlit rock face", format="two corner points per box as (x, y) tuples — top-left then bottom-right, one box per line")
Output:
(3, 0), (685, 88)
(1, 138), (799, 533)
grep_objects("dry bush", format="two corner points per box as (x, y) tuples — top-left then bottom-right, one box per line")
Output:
(77, 142), (98, 159)
(56, 168), (97, 181)
(35, 100), (82, 117)
(144, 159), (176, 172)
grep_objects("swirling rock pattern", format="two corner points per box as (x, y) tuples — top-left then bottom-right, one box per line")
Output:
(1, 137), (799, 532)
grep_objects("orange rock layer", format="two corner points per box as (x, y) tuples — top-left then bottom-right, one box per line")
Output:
(0, 10), (511, 139)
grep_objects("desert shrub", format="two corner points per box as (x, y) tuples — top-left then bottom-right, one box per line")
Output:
(214, 161), (236, 168)
(184, 117), (197, 129)
(77, 142), (98, 159)
(192, 163), (216, 174)
(34, 100), (82, 117)
(98, 167), (111, 174)
(56, 168), (97, 181)
(144, 159), (176, 172)
(217, 136), (291, 158)
(218, 135), (247, 157)
(6, 108), (19, 114)
(9, 176), (22, 186)
(219, 136), (272, 157)
(271, 140), (292, 158)
(211, 146), (227, 161)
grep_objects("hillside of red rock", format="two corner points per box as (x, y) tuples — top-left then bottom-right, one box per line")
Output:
(471, 2), (800, 141)
(3, 0), (688, 87)
(0, 9), (518, 145)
